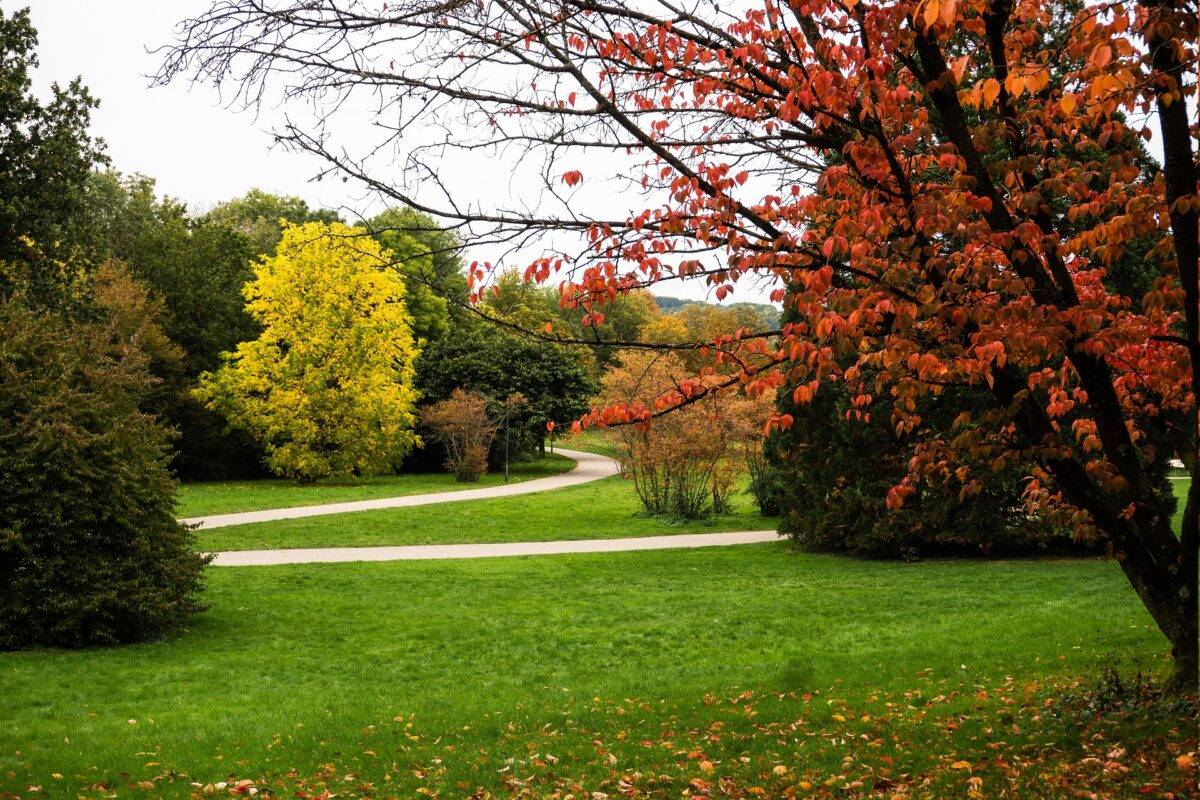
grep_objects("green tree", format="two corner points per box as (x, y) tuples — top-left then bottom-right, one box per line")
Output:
(197, 221), (420, 481)
(416, 318), (593, 460)
(0, 7), (106, 307)
(368, 207), (469, 344)
(83, 171), (258, 375)
(203, 188), (342, 259)
(81, 171), (265, 479)
(0, 297), (208, 649)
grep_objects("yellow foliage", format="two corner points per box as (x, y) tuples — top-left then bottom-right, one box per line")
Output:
(196, 221), (420, 481)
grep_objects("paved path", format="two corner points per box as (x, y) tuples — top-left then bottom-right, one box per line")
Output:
(211, 530), (779, 566)
(183, 448), (620, 530)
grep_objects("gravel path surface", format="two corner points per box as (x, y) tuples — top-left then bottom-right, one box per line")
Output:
(210, 530), (779, 566)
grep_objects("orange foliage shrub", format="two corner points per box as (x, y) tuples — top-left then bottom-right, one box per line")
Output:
(419, 389), (497, 482)
(598, 350), (771, 518)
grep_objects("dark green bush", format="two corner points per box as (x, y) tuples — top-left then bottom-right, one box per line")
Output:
(765, 380), (1083, 560)
(414, 319), (594, 465)
(0, 300), (209, 649)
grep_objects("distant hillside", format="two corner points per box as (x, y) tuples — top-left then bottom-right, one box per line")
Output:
(653, 295), (781, 330)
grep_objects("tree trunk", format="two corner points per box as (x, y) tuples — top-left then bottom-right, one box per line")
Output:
(1110, 500), (1198, 695)
(1168, 474), (1200, 693)
(1168, 609), (1198, 694)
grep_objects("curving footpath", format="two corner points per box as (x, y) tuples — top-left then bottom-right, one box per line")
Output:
(193, 447), (781, 566)
(211, 530), (779, 566)
(184, 448), (620, 530)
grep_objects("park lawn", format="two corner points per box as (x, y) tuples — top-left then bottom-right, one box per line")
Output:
(1, 544), (1192, 799)
(194, 475), (774, 552)
(1172, 477), (1190, 533)
(556, 429), (620, 457)
(176, 453), (575, 517)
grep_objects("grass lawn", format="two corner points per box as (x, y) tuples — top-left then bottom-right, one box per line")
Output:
(556, 429), (619, 457)
(1172, 476), (1190, 533)
(176, 454), (575, 517)
(194, 475), (774, 552)
(2, 544), (1193, 799)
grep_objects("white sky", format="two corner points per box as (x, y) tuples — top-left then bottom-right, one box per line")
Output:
(24, 0), (357, 214)
(23, 0), (768, 303)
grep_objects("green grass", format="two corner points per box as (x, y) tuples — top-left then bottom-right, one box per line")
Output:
(195, 475), (774, 552)
(555, 429), (619, 457)
(1172, 476), (1190, 533)
(0, 544), (1180, 799)
(177, 454), (575, 517)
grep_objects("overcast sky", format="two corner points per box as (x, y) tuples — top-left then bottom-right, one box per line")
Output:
(20, 1), (774, 304)
(25, 0), (356, 214)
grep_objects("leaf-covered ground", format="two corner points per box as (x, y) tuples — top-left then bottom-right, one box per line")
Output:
(159, 676), (1197, 800)
(2, 543), (1193, 798)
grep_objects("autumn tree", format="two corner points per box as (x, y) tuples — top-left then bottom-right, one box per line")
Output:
(643, 302), (776, 371)
(197, 221), (420, 482)
(165, 0), (1200, 689)
(90, 260), (187, 410)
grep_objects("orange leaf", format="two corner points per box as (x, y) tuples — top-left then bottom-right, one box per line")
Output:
(922, 0), (940, 28)
(981, 78), (1001, 106)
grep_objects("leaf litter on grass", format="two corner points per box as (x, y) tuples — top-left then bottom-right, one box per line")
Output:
(16, 670), (1195, 800)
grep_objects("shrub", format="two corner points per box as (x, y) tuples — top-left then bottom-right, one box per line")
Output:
(598, 351), (770, 519)
(766, 378), (1079, 560)
(0, 299), (208, 649)
(420, 390), (498, 482)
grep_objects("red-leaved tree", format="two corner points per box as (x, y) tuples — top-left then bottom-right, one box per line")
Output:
(161, 0), (1198, 690)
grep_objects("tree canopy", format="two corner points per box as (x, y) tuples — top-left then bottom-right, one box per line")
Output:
(416, 318), (594, 460)
(0, 6), (105, 307)
(202, 188), (342, 259)
(368, 206), (469, 344)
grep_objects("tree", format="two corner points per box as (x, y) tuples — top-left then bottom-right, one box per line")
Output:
(165, 0), (1200, 689)
(420, 390), (498, 482)
(368, 206), (469, 344)
(82, 172), (262, 376)
(196, 221), (420, 482)
(643, 303), (775, 371)
(416, 318), (594, 460)
(766, 372), (1070, 559)
(90, 260), (187, 411)
(0, 7), (105, 308)
(0, 297), (208, 649)
(202, 188), (342, 259)
(80, 171), (266, 479)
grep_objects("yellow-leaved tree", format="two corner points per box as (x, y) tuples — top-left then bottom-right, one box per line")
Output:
(196, 221), (419, 481)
